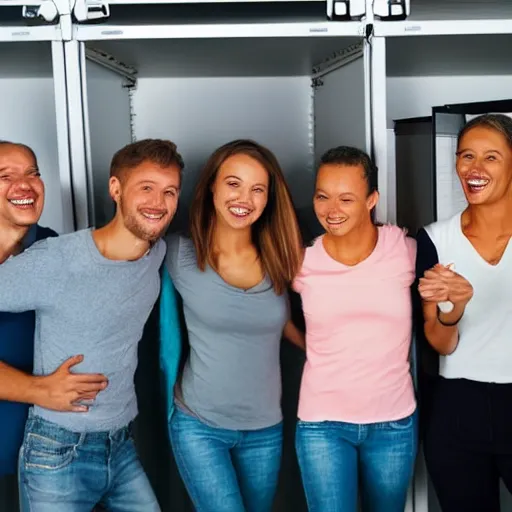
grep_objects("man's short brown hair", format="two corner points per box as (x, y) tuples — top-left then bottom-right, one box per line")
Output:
(110, 139), (184, 182)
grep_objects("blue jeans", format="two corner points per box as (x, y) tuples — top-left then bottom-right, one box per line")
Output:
(169, 408), (283, 512)
(296, 410), (418, 512)
(18, 413), (160, 512)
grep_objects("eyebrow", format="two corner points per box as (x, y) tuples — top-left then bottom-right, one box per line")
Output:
(137, 180), (178, 189)
(456, 148), (503, 157)
(224, 175), (267, 188)
(0, 166), (39, 173)
(315, 189), (357, 198)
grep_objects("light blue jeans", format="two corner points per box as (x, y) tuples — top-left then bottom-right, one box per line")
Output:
(18, 412), (160, 512)
(169, 407), (283, 512)
(296, 410), (418, 512)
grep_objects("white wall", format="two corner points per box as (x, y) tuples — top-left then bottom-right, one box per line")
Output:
(314, 56), (367, 161)
(387, 75), (512, 126)
(86, 61), (132, 227)
(131, 76), (315, 221)
(0, 78), (64, 233)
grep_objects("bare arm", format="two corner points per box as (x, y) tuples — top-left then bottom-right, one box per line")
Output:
(283, 320), (305, 350)
(0, 356), (108, 412)
(419, 265), (473, 356)
(422, 302), (462, 356)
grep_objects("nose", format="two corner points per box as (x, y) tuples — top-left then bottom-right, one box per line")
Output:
(152, 191), (168, 208)
(327, 198), (343, 214)
(468, 156), (486, 172)
(12, 178), (33, 191)
(237, 187), (251, 203)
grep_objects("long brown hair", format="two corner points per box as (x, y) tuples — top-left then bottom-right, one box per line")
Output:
(190, 139), (302, 295)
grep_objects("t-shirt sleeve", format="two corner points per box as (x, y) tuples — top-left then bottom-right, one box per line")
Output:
(0, 238), (58, 312)
(405, 235), (417, 269)
(164, 233), (182, 282)
(292, 275), (304, 294)
(292, 246), (309, 294)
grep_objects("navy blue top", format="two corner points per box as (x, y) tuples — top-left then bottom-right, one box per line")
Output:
(0, 224), (57, 476)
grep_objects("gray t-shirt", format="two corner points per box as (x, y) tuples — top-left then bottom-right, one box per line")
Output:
(165, 235), (288, 430)
(0, 229), (166, 432)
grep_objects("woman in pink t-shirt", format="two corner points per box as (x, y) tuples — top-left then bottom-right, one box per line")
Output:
(292, 146), (418, 512)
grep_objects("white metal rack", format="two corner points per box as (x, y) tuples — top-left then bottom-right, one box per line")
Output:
(373, 0), (512, 36)
(66, 11), (369, 230)
(0, 2), (74, 233)
(2, 1), (512, 511)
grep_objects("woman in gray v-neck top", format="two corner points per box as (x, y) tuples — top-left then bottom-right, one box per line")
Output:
(164, 140), (302, 512)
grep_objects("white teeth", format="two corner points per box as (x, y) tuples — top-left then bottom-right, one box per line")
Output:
(142, 212), (164, 220)
(229, 207), (250, 216)
(327, 218), (343, 224)
(467, 179), (489, 186)
(10, 198), (34, 205)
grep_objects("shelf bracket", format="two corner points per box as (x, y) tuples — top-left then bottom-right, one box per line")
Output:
(21, 0), (64, 23)
(73, 0), (110, 22)
(327, 0), (366, 21)
(373, 0), (410, 20)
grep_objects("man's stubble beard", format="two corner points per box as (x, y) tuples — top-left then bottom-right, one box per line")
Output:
(119, 197), (167, 243)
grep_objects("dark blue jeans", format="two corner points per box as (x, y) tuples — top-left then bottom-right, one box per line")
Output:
(296, 410), (418, 512)
(18, 413), (160, 512)
(169, 408), (283, 512)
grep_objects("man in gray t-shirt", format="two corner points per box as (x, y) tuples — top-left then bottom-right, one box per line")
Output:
(0, 139), (183, 512)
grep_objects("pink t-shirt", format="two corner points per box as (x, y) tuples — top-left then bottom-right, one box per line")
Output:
(293, 224), (417, 424)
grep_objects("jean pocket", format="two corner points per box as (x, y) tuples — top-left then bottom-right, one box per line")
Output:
(24, 433), (76, 471)
(388, 415), (414, 430)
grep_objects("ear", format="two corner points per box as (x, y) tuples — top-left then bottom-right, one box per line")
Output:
(109, 176), (122, 204)
(367, 190), (379, 211)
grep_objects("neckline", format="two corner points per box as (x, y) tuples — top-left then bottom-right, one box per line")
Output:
(457, 212), (512, 269)
(318, 227), (381, 269)
(85, 228), (154, 266)
(207, 264), (269, 294)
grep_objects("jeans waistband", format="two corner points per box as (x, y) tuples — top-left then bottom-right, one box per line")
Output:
(26, 409), (132, 445)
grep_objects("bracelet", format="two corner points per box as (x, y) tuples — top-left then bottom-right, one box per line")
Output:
(437, 307), (463, 327)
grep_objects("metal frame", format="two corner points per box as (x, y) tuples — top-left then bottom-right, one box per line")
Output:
(64, 40), (91, 229)
(51, 41), (76, 233)
(0, 3), (75, 232)
(73, 20), (364, 40)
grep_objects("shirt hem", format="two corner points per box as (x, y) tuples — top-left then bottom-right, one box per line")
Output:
(33, 403), (138, 433)
(175, 399), (282, 431)
(297, 402), (417, 425)
(440, 371), (512, 384)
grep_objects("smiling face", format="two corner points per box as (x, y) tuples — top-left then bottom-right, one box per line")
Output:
(456, 125), (512, 206)
(313, 163), (378, 237)
(211, 153), (269, 231)
(110, 160), (181, 242)
(0, 144), (44, 229)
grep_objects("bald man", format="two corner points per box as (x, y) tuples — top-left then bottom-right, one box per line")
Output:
(0, 141), (108, 506)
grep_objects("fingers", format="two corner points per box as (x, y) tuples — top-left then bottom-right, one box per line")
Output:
(419, 280), (448, 294)
(69, 404), (89, 412)
(419, 290), (448, 302)
(71, 374), (108, 385)
(74, 382), (107, 393)
(59, 355), (84, 372)
(76, 392), (98, 401)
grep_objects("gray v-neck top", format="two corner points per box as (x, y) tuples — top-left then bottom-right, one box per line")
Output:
(165, 234), (288, 430)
